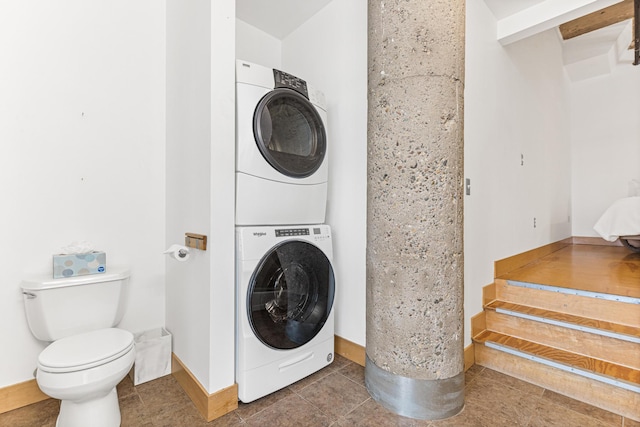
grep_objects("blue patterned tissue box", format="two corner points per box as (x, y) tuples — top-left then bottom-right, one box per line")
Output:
(53, 251), (106, 278)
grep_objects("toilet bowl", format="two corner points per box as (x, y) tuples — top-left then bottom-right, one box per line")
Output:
(21, 269), (135, 427)
(36, 328), (135, 427)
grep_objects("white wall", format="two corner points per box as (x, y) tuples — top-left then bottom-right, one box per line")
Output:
(281, 0), (368, 347)
(571, 64), (640, 237)
(166, 0), (236, 393)
(236, 19), (282, 70)
(464, 1), (573, 345)
(0, 0), (166, 387)
(0, 0), (592, 396)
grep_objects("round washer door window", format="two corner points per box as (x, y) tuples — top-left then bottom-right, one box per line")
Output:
(248, 240), (335, 350)
(253, 88), (326, 178)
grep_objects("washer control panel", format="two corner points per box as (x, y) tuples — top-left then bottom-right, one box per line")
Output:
(275, 228), (310, 237)
(273, 227), (331, 243)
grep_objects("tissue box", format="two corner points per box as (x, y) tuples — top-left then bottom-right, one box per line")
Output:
(53, 251), (106, 278)
(129, 328), (172, 385)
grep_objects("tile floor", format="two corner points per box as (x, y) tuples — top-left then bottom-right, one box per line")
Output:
(1, 355), (638, 427)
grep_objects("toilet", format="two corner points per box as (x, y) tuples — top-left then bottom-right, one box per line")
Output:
(21, 269), (135, 427)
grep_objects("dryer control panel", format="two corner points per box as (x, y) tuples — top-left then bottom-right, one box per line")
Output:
(273, 69), (308, 98)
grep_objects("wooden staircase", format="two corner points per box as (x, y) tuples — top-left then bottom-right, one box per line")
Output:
(471, 243), (640, 421)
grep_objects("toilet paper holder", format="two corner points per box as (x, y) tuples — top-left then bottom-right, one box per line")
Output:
(163, 244), (191, 262)
(185, 233), (207, 251)
(176, 249), (189, 259)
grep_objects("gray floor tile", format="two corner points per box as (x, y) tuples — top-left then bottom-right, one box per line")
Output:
(1, 366), (634, 427)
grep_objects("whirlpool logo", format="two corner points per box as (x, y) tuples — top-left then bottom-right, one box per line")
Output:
(253, 232), (267, 237)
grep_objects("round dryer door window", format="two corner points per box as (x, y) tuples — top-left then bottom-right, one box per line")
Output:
(247, 240), (335, 350)
(253, 88), (326, 178)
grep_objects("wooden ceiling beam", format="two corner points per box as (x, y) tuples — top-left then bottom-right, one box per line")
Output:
(497, 0), (621, 45)
(559, 0), (634, 40)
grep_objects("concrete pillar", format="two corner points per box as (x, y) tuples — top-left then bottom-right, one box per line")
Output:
(365, 0), (465, 420)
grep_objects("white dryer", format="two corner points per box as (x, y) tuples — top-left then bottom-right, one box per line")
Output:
(236, 224), (335, 402)
(235, 60), (328, 226)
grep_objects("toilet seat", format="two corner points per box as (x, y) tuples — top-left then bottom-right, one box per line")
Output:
(38, 328), (134, 373)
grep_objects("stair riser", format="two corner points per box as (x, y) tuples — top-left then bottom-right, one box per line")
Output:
(485, 311), (640, 370)
(475, 345), (640, 422)
(494, 279), (640, 327)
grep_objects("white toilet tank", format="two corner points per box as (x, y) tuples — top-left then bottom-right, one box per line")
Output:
(21, 269), (130, 342)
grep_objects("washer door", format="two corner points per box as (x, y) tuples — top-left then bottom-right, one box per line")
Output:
(248, 240), (335, 350)
(253, 88), (326, 178)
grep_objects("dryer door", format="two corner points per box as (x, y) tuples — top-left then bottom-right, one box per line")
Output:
(253, 88), (326, 178)
(247, 240), (335, 350)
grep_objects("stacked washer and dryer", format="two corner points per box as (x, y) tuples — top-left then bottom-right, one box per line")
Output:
(234, 60), (336, 403)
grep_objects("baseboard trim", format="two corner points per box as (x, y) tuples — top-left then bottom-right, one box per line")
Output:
(1, 339), (474, 418)
(1, 340), (471, 418)
(464, 343), (475, 372)
(0, 378), (49, 415)
(494, 238), (572, 278)
(571, 236), (622, 246)
(471, 311), (486, 338)
(171, 354), (238, 422)
(335, 335), (366, 366)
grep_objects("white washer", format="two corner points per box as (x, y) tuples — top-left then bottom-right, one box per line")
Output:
(235, 60), (328, 226)
(236, 224), (335, 402)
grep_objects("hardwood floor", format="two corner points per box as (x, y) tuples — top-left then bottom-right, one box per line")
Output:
(498, 245), (640, 298)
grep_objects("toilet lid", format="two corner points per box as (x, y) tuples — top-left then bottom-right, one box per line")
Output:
(38, 328), (134, 373)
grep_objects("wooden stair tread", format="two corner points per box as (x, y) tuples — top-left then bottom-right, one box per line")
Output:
(485, 300), (640, 339)
(475, 345), (640, 421)
(492, 279), (640, 328)
(473, 330), (640, 385)
(482, 243), (640, 415)
(496, 245), (640, 299)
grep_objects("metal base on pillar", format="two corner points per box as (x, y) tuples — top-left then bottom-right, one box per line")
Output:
(364, 354), (464, 420)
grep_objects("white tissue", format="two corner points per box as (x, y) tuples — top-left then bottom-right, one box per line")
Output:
(59, 240), (94, 255)
(628, 179), (640, 197)
(163, 244), (191, 262)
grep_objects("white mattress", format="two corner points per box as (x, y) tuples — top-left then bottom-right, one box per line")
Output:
(593, 196), (640, 242)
